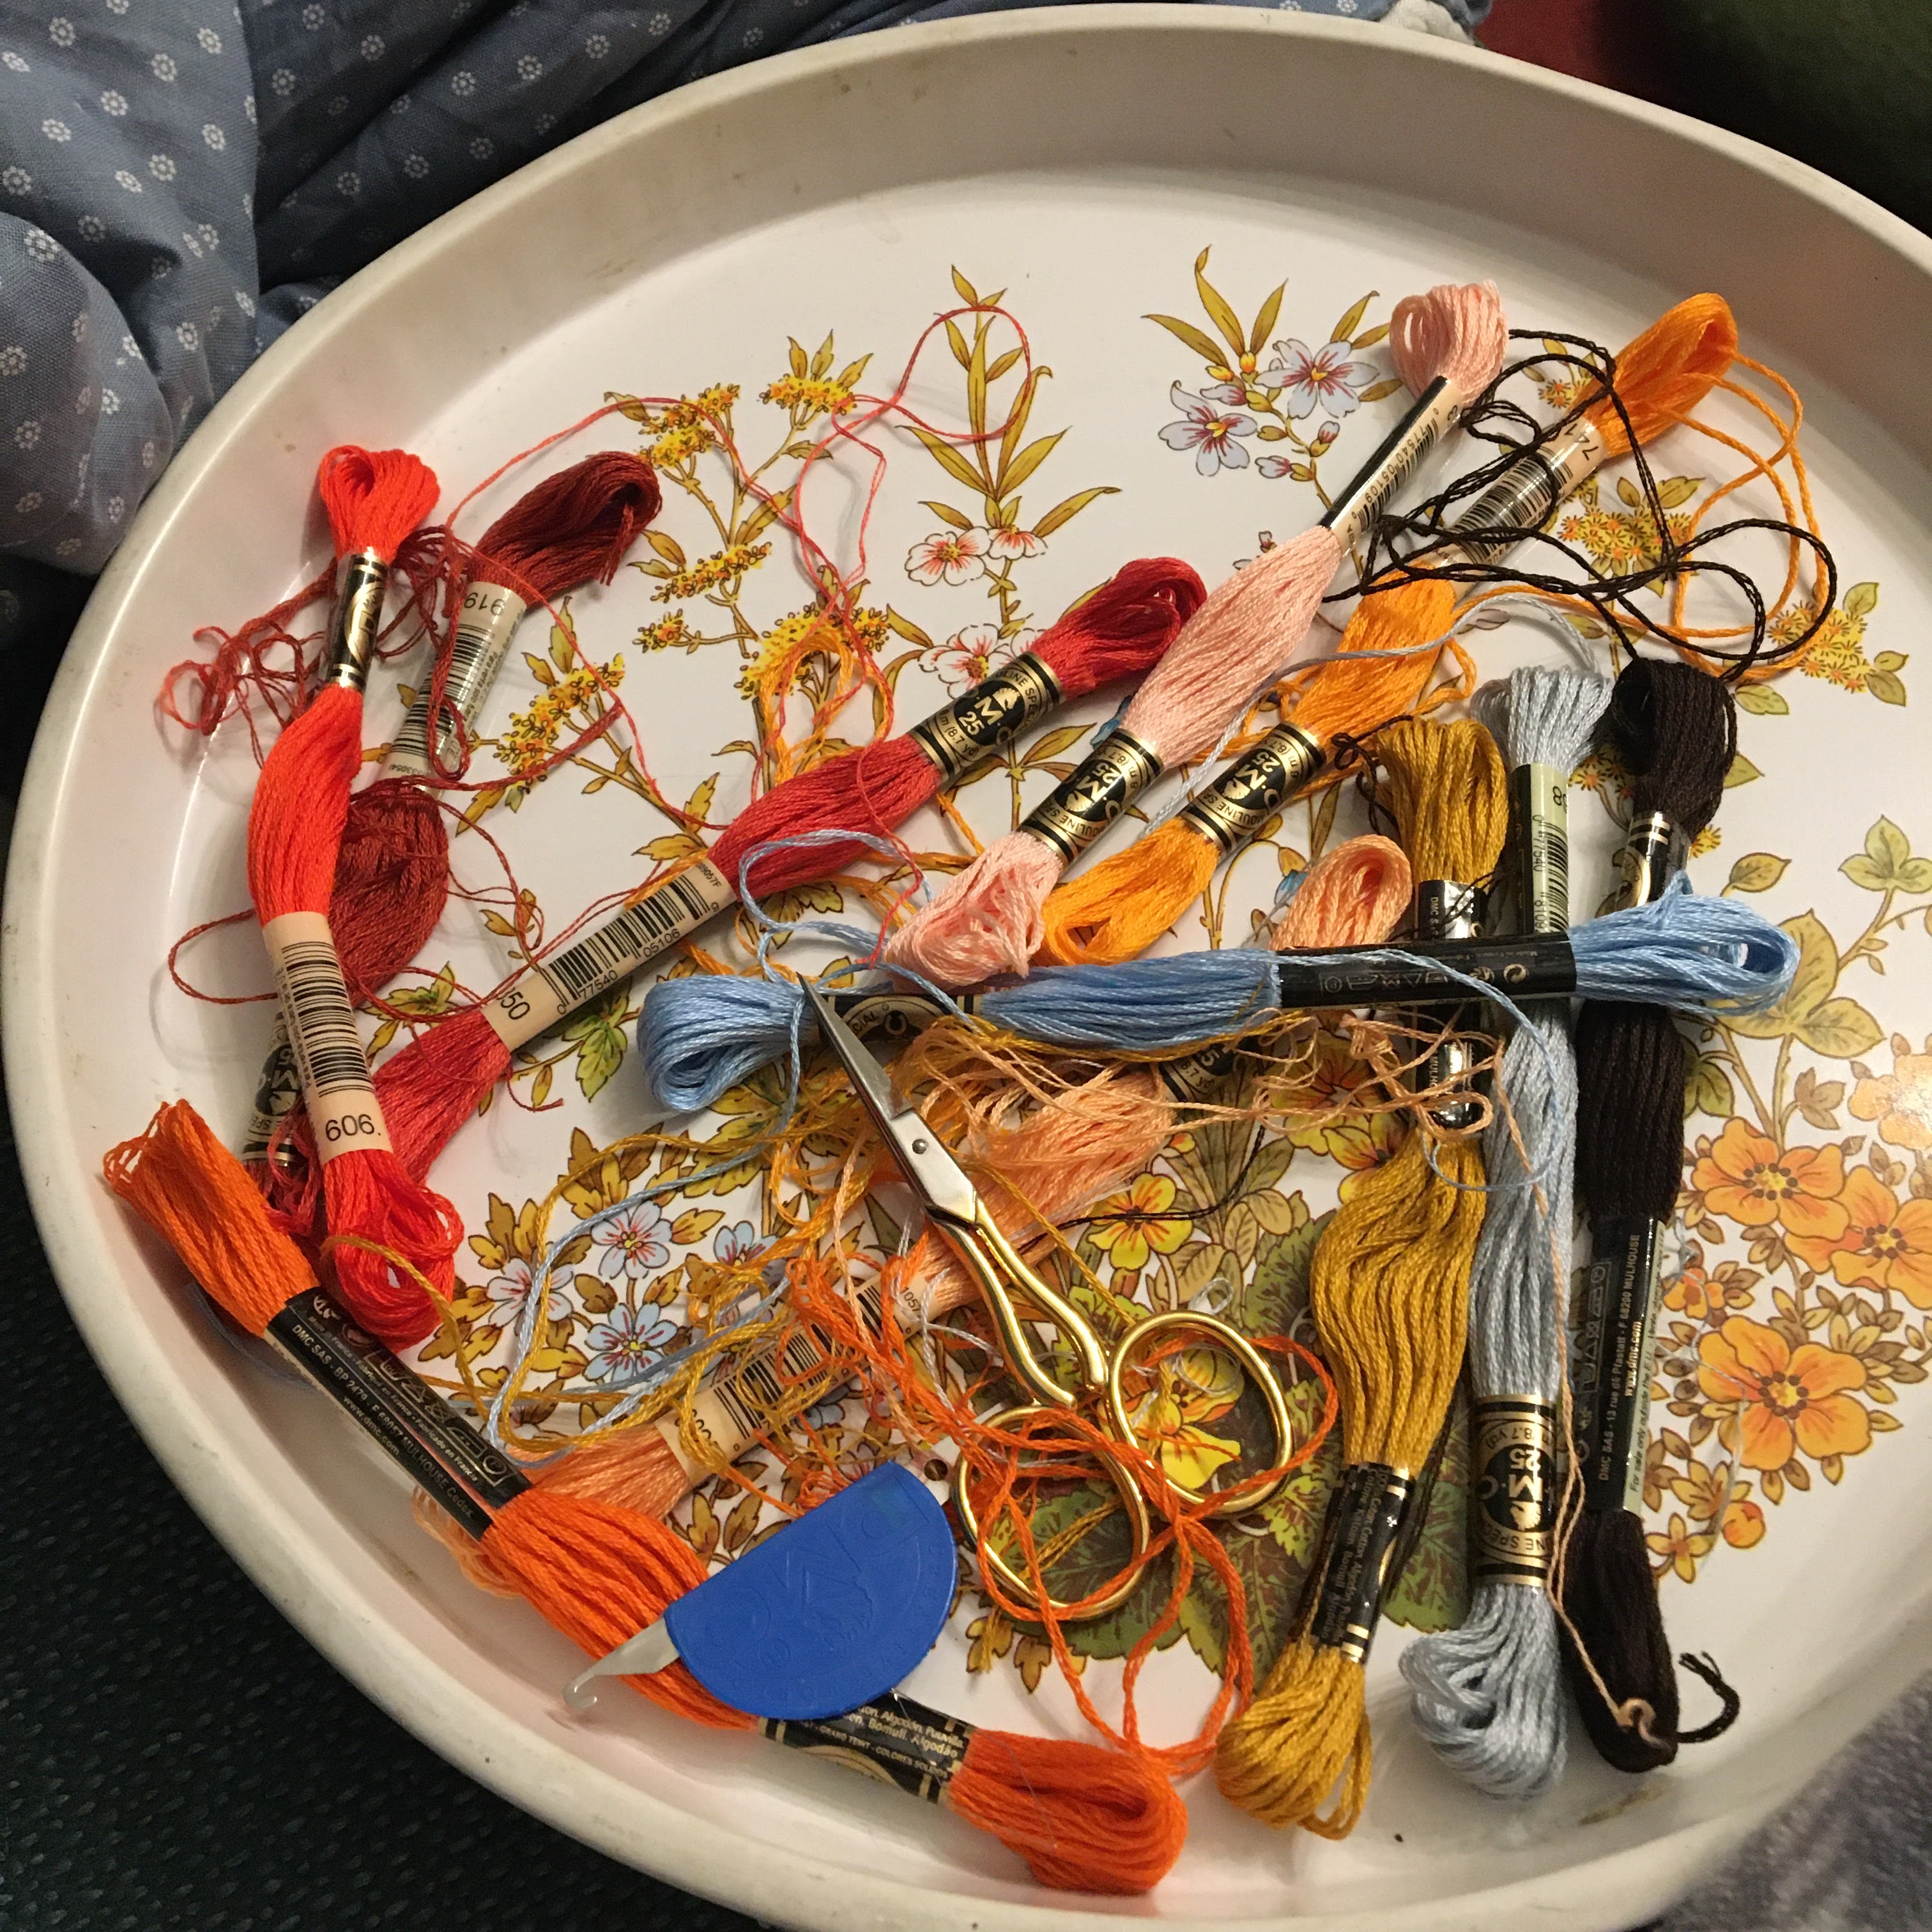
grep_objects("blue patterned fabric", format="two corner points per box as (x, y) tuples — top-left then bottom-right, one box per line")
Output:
(0, 0), (1482, 614)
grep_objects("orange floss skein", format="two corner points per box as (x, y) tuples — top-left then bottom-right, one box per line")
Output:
(103, 1100), (1186, 1896)
(1036, 293), (1740, 969)
(1213, 718), (1504, 1836)
(882, 282), (1508, 990)
(247, 445), (463, 1348)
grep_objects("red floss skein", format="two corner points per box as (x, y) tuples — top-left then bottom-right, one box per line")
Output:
(883, 281), (1509, 989)
(361, 556), (1207, 1186)
(248, 445), (462, 1348)
(250, 453), (662, 1208)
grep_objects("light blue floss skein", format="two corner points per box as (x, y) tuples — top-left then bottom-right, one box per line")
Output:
(1399, 664), (1611, 1797)
(640, 878), (1797, 1114)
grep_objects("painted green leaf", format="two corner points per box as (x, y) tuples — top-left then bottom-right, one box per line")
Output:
(1329, 291), (1375, 348)
(1249, 280), (1287, 356)
(1729, 910), (1838, 1041)
(1844, 581), (1880, 618)
(1146, 311), (1230, 368)
(1354, 377), (1404, 404)
(1684, 1050), (1736, 1122)
(1735, 684), (1789, 716)
(569, 1016), (625, 1100)
(1724, 752), (1762, 788)
(1241, 1205), (1330, 1339)
(1797, 996), (1884, 1059)
(1840, 818), (1932, 894)
(1867, 669), (1908, 707)
(1192, 249), (1250, 360)
(1032, 486), (1119, 539)
(1725, 852), (1790, 894)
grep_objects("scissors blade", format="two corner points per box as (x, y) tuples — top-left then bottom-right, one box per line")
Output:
(804, 981), (980, 1223)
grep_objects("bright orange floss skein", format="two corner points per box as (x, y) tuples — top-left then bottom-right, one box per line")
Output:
(104, 1099), (1184, 1894)
(247, 445), (462, 1347)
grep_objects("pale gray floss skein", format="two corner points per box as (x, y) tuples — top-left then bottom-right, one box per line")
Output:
(1398, 664), (1611, 1799)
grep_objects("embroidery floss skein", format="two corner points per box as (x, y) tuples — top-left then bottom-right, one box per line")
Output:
(639, 879), (1799, 1114)
(243, 451), (663, 1179)
(446, 836), (1414, 1535)
(246, 445), (463, 1347)
(1036, 294), (1739, 970)
(363, 556), (1206, 1184)
(1561, 655), (1740, 1773)
(1211, 716), (1505, 1834)
(1398, 666), (1611, 1799)
(884, 282), (1508, 988)
(103, 1100), (1186, 1897)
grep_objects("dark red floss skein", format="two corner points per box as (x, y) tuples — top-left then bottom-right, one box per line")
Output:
(359, 554), (1208, 1188)
(248, 445), (463, 1347)
(332, 452), (664, 985)
(1560, 656), (1740, 1772)
(262, 454), (664, 1229)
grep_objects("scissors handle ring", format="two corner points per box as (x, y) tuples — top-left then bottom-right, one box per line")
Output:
(1105, 1310), (1298, 1520)
(951, 1407), (1155, 1620)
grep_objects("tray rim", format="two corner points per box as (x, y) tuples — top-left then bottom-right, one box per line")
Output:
(10, 10), (1932, 1927)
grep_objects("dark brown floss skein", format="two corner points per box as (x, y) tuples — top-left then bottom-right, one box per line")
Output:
(1561, 656), (1740, 1770)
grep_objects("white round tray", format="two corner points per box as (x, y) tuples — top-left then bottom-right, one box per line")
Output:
(12, 10), (1932, 1928)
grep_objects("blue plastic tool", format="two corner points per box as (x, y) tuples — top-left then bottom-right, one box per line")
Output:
(562, 1462), (957, 1721)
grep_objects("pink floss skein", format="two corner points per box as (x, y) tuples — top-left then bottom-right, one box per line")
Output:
(885, 280), (1508, 989)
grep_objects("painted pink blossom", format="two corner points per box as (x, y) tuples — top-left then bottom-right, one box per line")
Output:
(1261, 337), (1372, 420)
(1159, 383), (1257, 476)
(920, 622), (1027, 694)
(904, 527), (988, 586)
(986, 526), (1046, 561)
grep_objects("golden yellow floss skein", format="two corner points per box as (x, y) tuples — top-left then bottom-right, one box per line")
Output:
(1214, 717), (1505, 1834)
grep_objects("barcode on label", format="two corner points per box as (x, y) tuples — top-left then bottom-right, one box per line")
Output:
(275, 939), (374, 1096)
(709, 1323), (839, 1446)
(542, 863), (733, 1009)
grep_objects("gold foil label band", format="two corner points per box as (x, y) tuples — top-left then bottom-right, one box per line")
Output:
(1176, 723), (1324, 857)
(1020, 728), (1163, 865)
(907, 651), (1062, 786)
(1616, 810), (1689, 910)
(326, 548), (388, 693)
(1471, 1397), (1558, 1586)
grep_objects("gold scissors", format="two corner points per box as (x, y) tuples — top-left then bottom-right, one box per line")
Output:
(802, 981), (1296, 1618)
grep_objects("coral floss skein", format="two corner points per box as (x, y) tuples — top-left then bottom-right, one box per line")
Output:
(884, 282), (1509, 989)
(1213, 717), (1506, 1835)
(362, 556), (1206, 1188)
(103, 1100), (1186, 1896)
(1034, 293), (1739, 970)
(246, 445), (462, 1347)
(249, 452), (662, 1195)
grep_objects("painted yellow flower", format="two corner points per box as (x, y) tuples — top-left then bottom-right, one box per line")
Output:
(1690, 1117), (1847, 1243)
(1279, 1027), (1402, 1182)
(762, 374), (855, 415)
(1120, 1344), (1243, 1491)
(1697, 1316), (1871, 1471)
(1646, 1511), (1717, 1584)
(1849, 1049), (1932, 1152)
(1087, 1174), (1192, 1274)
(1556, 502), (1693, 578)
(1800, 1165), (1932, 1309)
(651, 541), (771, 604)
(1721, 1499), (1766, 1548)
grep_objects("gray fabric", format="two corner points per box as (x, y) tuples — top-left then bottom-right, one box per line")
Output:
(1655, 1673), (1932, 1932)
(0, 0), (1482, 592)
